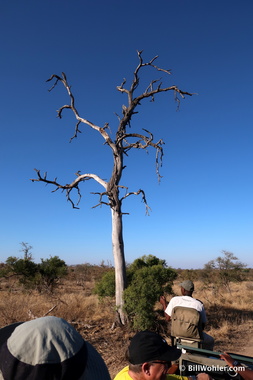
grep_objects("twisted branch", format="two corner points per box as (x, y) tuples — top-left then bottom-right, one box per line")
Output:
(120, 188), (151, 215)
(31, 169), (108, 209)
(33, 51), (193, 211)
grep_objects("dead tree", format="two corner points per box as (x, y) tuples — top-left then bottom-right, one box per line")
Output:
(31, 51), (192, 324)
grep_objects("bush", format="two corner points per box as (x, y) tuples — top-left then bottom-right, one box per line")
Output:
(3, 255), (39, 289)
(0, 249), (67, 293)
(94, 254), (177, 330)
(124, 255), (177, 330)
(93, 269), (115, 297)
(37, 256), (68, 292)
(202, 250), (247, 293)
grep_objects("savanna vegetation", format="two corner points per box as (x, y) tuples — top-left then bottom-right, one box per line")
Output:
(0, 249), (253, 379)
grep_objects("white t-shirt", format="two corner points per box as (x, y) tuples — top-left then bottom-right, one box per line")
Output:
(165, 296), (207, 324)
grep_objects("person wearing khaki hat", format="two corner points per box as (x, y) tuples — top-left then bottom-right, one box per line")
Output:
(114, 330), (212, 380)
(0, 316), (110, 380)
(179, 280), (195, 292)
(160, 280), (214, 351)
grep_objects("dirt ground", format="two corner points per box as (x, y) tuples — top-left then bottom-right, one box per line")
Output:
(76, 319), (253, 379)
(75, 321), (131, 379)
(1, 276), (253, 379)
(236, 323), (253, 357)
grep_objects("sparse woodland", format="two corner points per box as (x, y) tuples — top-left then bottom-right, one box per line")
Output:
(1, 264), (253, 379)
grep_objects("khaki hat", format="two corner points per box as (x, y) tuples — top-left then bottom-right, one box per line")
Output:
(180, 280), (194, 292)
(0, 316), (110, 380)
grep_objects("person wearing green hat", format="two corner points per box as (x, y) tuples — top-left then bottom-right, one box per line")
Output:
(160, 280), (214, 350)
(0, 316), (111, 380)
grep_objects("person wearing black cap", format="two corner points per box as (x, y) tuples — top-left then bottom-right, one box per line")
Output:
(114, 330), (211, 380)
(0, 316), (111, 380)
(160, 280), (214, 350)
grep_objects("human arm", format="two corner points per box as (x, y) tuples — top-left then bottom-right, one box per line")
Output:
(199, 303), (207, 331)
(160, 296), (171, 321)
(220, 352), (253, 380)
(190, 374), (212, 380)
(167, 374), (212, 380)
(220, 352), (237, 367)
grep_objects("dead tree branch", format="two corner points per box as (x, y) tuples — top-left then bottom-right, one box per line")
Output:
(31, 169), (108, 209)
(33, 51), (193, 209)
(32, 51), (193, 325)
(120, 188), (151, 215)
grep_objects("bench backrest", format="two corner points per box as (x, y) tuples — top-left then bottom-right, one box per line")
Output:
(171, 306), (203, 341)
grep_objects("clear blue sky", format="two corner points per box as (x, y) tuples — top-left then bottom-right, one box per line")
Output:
(1, 0), (253, 269)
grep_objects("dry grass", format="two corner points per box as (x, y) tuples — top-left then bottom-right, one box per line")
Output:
(1, 275), (253, 378)
(168, 279), (253, 353)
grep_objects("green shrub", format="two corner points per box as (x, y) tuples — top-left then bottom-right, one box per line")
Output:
(93, 269), (115, 297)
(202, 250), (247, 293)
(3, 255), (39, 289)
(94, 254), (177, 330)
(37, 256), (68, 292)
(124, 256), (177, 330)
(1, 250), (67, 293)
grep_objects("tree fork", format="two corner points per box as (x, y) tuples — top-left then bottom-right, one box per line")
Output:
(31, 51), (193, 325)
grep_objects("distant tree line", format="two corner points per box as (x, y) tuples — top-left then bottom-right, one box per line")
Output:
(0, 242), (67, 293)
(94, 250), (249, 330)
(1, 245), (250, 330)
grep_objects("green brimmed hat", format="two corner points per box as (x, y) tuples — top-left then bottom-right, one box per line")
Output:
(0, 316), (110, 380)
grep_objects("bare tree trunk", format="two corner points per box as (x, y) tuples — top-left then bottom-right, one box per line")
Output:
(111, 207), (127, 324)
(31, 52), (193, 327)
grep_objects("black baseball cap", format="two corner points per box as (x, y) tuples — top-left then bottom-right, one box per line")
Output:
(128, 331), (181, 365)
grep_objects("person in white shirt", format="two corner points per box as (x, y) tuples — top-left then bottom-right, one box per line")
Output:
(160, 280), (214, 350)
